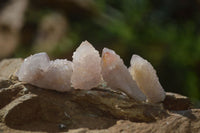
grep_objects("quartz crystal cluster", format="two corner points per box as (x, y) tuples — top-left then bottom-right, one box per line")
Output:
(17, 52), (73, 92)
(17, 41), (166, 103)
(71, 41), (102, 90)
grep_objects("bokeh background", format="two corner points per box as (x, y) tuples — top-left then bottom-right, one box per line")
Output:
(0, 0), (200, 106)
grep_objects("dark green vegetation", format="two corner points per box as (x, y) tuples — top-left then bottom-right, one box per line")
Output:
(13, 0), (200, 106)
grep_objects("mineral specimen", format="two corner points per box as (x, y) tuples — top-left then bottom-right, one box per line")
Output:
(101, 48), (146, 102)
(17, 41), (166, 103)
(129, 55), (165, 103)
(71, 41), (102, 90)
(17, 52), (73, 92)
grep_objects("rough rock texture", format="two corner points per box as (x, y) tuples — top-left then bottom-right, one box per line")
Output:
(129, 54), (165, 103)
(163, 92), (192, 111)
(32, 0), (96, 16)
(0, 58), (23, 79)
(0, 58), (200, 133)
(101, 48), (146, 102)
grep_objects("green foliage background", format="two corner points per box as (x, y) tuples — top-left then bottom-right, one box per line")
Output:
(15, 0), (200, 106)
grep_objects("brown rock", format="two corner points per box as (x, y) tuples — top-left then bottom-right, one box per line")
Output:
(163, 92), (192, 111)
(0, 58), (23, 79)
(0, 81), (168, 132)
(0, 58), (199, 133)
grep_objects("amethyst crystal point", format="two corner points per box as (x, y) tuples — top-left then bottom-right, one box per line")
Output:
(17, 52), (73, 92)
(71, 41), (102, 90)
(129, 55), (166, 103)
(101, 48), (146, 102)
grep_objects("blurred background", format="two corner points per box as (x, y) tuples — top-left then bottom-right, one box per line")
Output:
(0, 0), (200, 106)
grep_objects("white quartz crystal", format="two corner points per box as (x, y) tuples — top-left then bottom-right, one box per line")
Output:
(129, 55), (165, 103)
(101, 48), (146, 102)
(17, 52), (73, 92)
(71, 41), (102, 90)
(17, 52), (50, 83)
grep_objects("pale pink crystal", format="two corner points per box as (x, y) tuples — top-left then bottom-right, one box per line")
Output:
(17, 52), (73, 92)
(17, 52), (50, 83)
(129, 55), (165, 103)
(101, 48), (146, 102)
(71, 41), (102, 90)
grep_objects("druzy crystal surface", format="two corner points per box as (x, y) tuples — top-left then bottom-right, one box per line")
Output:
(101, 48), (146, 102)
(17, 52), (72, 92)
(129, 55), (165, 103)
(71, 41), (102, 90)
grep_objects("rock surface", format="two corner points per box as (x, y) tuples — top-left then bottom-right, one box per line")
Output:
(0, 58), (200, 133)
(0, 58), (23, 79)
